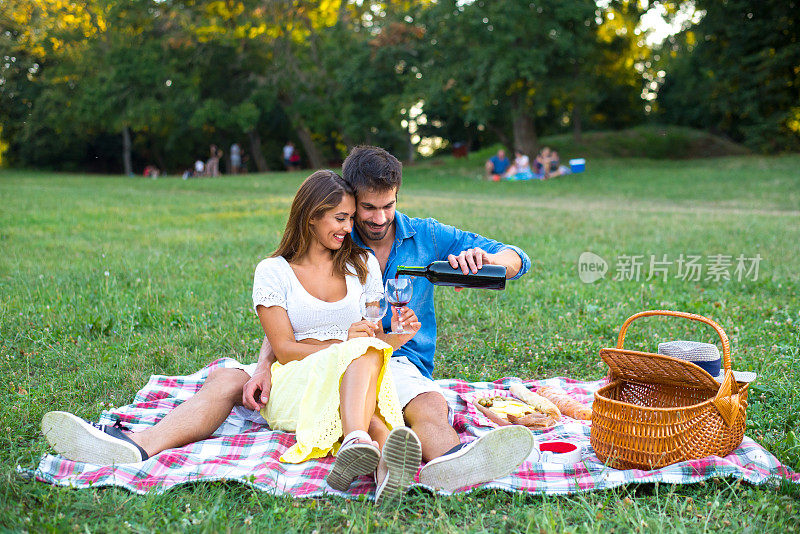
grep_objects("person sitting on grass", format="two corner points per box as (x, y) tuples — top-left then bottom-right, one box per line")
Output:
(41, 170), (424, 505)
(534, 147), (570, 179)
(484, 149), (511, 181)
(340, 145), (534, 493)
(504, 150), (535, 180)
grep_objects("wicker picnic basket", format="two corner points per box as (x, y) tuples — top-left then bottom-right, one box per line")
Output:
(590, 310), (749, 470)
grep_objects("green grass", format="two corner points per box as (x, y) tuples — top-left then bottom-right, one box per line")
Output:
(1, 154), (799, 532)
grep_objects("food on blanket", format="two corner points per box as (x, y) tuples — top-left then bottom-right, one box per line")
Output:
(476, 396), (533, 417)
(472, 401), (512, 426)
(474, 386), (560, 429)
(506, 411), (560, 428)
(509, 383), (561, 420)
(536, 385), (592, 420)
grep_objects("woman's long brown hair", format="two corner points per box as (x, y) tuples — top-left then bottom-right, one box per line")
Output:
(272, 170), (369, 284)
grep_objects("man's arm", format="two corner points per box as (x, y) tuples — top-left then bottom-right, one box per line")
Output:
(448, 247), (522, 278)
(431, 220), (530, 280)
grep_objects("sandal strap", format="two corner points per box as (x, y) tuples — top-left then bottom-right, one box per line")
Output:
(342, 429), (373, 447)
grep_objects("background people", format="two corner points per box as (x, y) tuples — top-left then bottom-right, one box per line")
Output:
(206, 144), (223, 177)
(485, 149), (510, 181)
(534, 147), (570, 179)
(283, 141), (300, 171)
(504, 150), (535, 180)
(230, 142), (242, 175)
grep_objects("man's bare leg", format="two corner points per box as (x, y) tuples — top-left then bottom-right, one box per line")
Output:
(402, 391), (460, 462)
(130, 368), (250, 457)
(41, 367), (251, 465)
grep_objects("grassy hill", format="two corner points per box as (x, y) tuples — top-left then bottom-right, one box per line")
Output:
(468, 125), (752, 161)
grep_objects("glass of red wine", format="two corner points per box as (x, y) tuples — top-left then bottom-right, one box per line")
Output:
(385, 277), (413, 334)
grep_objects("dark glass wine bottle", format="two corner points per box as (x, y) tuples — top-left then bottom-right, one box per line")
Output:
(395, 261), (507, 290)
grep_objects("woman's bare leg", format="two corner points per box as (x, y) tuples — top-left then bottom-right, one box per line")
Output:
(369, 414), (390, 449)
(338, 347), (382, 442)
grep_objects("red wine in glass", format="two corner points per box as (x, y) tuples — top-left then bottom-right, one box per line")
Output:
(385, 277), (413, 334)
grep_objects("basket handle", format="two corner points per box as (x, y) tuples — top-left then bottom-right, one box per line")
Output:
(616, 310), (731, 372)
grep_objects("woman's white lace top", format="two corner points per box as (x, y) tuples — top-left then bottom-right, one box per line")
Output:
(252, 254), (383, 342)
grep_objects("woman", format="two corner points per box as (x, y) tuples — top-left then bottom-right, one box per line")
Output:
(41, 170), (422, 504)
(248, 169), (422, 499)
(534, 147), (568, 179)
(504, 150), (534, 180)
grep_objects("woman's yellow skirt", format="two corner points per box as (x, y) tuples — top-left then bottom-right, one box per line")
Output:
(260, 337), (403, 463)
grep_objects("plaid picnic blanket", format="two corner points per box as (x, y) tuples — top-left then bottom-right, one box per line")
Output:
(25, 358), (799, 498)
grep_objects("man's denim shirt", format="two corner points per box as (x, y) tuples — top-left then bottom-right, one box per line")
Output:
(351, 211), (531, 379)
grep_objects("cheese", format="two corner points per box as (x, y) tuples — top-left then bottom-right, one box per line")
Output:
(486, 398), (533, 419)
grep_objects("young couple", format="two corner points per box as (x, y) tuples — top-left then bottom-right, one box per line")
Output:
(41, 146), (534, 503)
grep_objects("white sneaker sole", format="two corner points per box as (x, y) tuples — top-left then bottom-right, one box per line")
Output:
(375, 427), (422, 505)
(41, 411), (143, 465)
(418, 425), (534, 492)
(326, 442), (381, 492)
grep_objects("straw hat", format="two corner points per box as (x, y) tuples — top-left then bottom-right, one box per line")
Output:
(657, 340), (757, 383)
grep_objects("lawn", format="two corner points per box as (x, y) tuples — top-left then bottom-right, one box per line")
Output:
(1, 152), (799, 532)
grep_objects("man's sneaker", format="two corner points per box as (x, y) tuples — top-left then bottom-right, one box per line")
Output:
(41, 411), (149, 465)
(418, 425), (534, 492)
(375, 426), (422, 505)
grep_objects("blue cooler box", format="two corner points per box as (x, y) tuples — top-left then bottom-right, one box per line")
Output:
(569, 158), (586, 173)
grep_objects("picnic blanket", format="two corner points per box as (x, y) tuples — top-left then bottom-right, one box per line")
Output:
(24, 358), (799, 498)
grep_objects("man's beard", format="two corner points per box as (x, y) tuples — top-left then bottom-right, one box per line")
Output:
(356, 218), (392, 241)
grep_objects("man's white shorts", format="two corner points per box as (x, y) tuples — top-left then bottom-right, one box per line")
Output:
(389, 356), (453, 423)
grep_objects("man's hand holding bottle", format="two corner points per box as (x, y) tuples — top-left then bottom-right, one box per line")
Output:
(448, 247), (493, 275)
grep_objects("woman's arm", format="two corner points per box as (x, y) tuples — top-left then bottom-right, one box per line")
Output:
(256, 305), (383, 364)
(257, 305), (339, 364)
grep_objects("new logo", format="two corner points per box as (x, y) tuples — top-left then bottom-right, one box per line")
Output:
(578, 252), (608, 283)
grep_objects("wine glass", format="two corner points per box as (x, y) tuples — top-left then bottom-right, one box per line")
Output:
(385, 278), (413, 334)
(359, 290), (388, 325)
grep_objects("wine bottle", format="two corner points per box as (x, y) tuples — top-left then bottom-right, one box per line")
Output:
(395, 261), (506, 290)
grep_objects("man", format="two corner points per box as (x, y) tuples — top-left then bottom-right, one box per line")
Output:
(485, 149), (510, 181)
(230, 142), (242, 175)
(282, 141), (298, 171)
(342, 145), (533, 492)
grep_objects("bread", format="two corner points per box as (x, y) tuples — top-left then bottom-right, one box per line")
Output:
(509, 383), (561, 420)
(472, 384), (561, 429)
(536, 385), (592, 420)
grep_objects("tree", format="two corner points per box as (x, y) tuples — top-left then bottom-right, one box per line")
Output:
(656, 0), (800, 152)
(408, 0), (600, 156)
